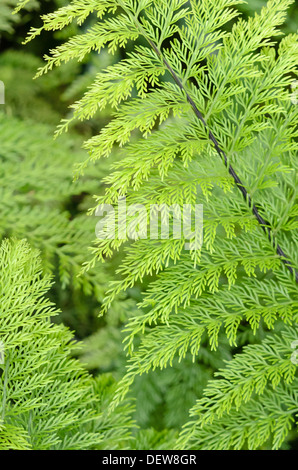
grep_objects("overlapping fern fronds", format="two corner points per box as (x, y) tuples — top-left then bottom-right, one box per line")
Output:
(16, 0), (298, 449)
(0, 111), (131, 308)
(0, 239), (134, 449)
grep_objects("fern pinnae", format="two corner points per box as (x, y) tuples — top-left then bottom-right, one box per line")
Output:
(116, 0), (298, 282)
(15, 0), (298, 449)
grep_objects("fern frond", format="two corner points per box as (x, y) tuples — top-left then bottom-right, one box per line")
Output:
(0, 239), (134, 449)
(16, 0), (298, 449)
(177, 326), (298, 450)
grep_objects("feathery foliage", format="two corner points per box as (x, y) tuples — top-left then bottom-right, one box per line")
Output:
(16, 0), (298, 449)
(0, 239), (134, 449)
(0, 111), (110, 300)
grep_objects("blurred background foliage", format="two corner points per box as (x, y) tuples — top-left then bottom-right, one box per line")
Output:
(0, 0), (297, 446)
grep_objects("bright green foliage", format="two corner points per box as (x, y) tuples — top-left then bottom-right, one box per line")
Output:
(177, 325), (298, 449)
(17, 0), (298, 450)
(0, 239), (134, 449)
(237, 0), (298, 34)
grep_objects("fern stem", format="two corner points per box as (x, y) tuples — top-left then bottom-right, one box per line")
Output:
(119, 3), (298, 283)
(159, 48), (298, 282)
